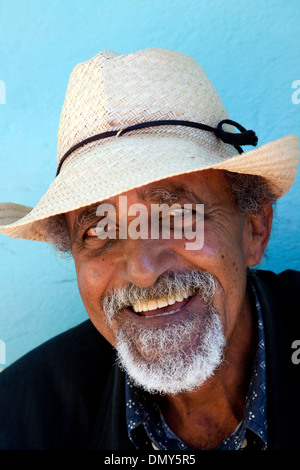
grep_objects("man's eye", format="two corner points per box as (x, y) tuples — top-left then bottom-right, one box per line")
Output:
(180, 208), (195, 227)
(170, 208), (185, 217)
(85, 226), (98, 238)
(169, 208), (186, 228)
(161, 208), (196, 230)
(85, 221), (117, 240)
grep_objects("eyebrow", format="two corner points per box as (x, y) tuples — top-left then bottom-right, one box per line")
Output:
(73, 203), (103, 242)
(136, 184), (205, 205)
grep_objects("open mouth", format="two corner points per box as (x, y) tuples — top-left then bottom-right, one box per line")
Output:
(127, 290), (196, 318)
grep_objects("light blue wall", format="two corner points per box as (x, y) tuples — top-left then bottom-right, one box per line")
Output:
(0, 0), (299, 367)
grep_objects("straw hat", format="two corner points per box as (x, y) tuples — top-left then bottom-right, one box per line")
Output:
(0, 48), (299, 242)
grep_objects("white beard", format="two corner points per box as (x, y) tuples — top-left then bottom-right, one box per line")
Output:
(115, 308), (226, 395)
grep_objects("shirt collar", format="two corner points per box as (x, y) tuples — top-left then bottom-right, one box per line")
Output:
(125, 280), (267, 450)
(217, 281), (267, 449)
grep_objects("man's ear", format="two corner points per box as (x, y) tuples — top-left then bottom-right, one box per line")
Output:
(244, 204), (273, 267)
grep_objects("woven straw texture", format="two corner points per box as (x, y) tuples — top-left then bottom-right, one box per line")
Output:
(0, 48), (299, 242)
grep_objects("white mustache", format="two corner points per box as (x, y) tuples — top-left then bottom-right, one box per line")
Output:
(101, 269), (216, 323)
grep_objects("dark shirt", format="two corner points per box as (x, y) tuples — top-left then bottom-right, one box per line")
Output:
(125, 282), (267, 450)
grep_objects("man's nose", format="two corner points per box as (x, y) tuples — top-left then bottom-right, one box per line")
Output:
(119, 239), (177, 287)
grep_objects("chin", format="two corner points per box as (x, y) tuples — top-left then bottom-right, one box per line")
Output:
(115, 308), (226, 395)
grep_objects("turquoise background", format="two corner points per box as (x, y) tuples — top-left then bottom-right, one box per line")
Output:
(0, 0), (299, 367)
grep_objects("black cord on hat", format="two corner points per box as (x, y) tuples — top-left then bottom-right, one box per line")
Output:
(56, 119), (258, 177)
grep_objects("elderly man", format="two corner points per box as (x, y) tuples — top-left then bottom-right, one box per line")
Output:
(0, 48), (299, 451)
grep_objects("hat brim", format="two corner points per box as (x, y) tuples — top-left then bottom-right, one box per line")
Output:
(0, 133), (299, 242)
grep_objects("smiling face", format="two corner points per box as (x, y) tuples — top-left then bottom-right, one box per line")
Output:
(66, 169), (272, 394)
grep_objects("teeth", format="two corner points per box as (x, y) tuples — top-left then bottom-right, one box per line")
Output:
(132, 292), (193, 313)
(175, 293), (184, 302)
(147, 300), (158, 311)
(157, 299), (168, 308)
(133, 301), (142, 313)
(184, 290), (193, 299)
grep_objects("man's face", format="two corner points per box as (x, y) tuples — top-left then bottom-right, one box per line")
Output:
(66, 170), (268, 394)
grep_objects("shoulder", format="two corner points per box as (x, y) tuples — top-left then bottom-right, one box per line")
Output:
(251, 268), (300, 305)
(0, 319), (114, 380)
(0, 320), (116, 449)
(253, 268), (300, 289)
(249, 268), (300, 333)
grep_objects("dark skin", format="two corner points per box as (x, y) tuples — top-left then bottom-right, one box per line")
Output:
(66, 169), (273, 450)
